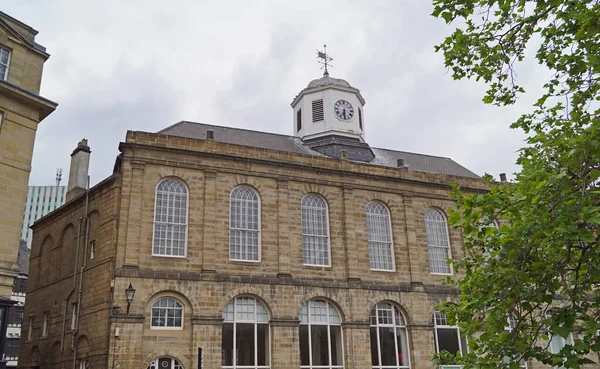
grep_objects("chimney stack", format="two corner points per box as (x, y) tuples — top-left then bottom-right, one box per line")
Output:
(66, 139), (91, 202)
(499, 173), (507, 183)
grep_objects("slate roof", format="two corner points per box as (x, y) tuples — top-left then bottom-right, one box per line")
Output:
(17, 240), (30, 275)
(157, 121), (480, 179)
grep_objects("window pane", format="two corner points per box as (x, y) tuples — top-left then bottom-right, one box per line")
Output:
(437, 328), (461, 355)
(397, 327), (409, 366)
(222, 323), (233, 366)
(300, 325), (310, 365)
(370, 327), (379, 366)
(236, 323), (255, 365)
(330, 325), (343, 366)
(311, 325), (330, 366)
(379, 326), (397, 366)
(257, 323), (269, 366)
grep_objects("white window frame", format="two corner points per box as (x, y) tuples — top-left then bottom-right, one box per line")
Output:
(152, 177), (189, 258)
(229, 185), (261, 262)
(42, 312), (49, 337)
(545, 310), (574, 369)
(433, 311), (467, 357)
(147, 357), (184, 369)
(222, 296), (271, 369)
(90, 240), (95, 260)
(27, 316), (33, 341)
(79, 359), (89, 369)
(300, 299), (344, 369)
(504, 314), (527, 369)
(370, 302), (411, 369)
(425, 208), (453, 275)
(0, 47), (10, 81)
(71, 303), (78, 330)
(151, 297), (184, 330)
(366, 201), (395, 272)
(301, 194), (331, 267)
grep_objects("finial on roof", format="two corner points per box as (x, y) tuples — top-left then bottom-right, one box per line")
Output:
(316, 44), (333, 77)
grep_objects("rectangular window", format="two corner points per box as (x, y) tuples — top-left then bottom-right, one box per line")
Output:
(42, 312), (49, 336)
(27, 317), (33, 341)
(90, 241), (96, 260)
(0, 47), (9, 80)
(71, 303), (78, 330)
(296, 108), (302, 132)
(79, 359), (89, 369)
(0, 111), (3, 133)
(358, 108), (363, 130)
(312, 99), (324, 122)
(434, 311), (467, 357)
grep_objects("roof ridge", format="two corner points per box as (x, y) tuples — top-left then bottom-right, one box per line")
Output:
(371, 146), (453, 160)
(176, 121), (298, 140)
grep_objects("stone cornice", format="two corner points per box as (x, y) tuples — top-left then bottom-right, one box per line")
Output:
(0, 80), (57, 120)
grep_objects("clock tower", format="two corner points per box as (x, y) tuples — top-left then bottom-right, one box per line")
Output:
(291, 47), (373, 162)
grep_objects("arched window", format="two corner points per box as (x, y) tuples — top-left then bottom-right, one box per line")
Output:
(300, 299), (344, 369)
(230, 186), (261, 261)
(147, 357), (183, 369)
(424, 209), (452, 274)
(366, 202), (394, 271)
(433, 310), (467, 357)
(370, 302), (410, 368)
(151, 298), (183, 329)
(222, 296), (270, 368)
(301, 195), (330, 266)
(153, 178), (188, 257)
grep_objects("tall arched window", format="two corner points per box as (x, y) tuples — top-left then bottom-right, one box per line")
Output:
(147, 357), (183, 369)
(424, 209), (452, 274)
(153, 178), (188, 257)
(151, 298), (183, 329)
(230, 186), (261, 261)
(366, 202), (394, 271)
(222, 296), (270, 368)
(301, 195), (330, 266)
(370, 302), (410, 368)
(300, 299), (344, 369)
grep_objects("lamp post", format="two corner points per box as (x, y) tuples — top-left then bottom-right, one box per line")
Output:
(125, 283), (136, 314)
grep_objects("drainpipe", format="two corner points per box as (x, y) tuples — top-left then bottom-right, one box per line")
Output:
(72, 176), (90, 369)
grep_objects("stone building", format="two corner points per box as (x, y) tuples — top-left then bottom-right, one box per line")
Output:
(0, 10), (57, 298)
(20, 73), (495, 369)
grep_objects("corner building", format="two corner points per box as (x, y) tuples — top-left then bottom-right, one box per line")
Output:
(20, 74), (490, 369)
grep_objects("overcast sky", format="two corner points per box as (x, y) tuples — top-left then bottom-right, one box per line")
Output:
(5, 1), (541, 186)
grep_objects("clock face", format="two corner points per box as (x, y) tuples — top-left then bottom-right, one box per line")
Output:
(334, 100), (354, 120)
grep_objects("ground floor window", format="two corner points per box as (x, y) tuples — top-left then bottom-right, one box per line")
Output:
(147, 357), (183, 369)
(433, 311), (467, 357)
(300, 299), (344, 369)
(370, 302), (410, 368)
(222, 296), (270, 368)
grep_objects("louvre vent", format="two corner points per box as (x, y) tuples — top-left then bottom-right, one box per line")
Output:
(312, 99), (324, 122)
(358, 108), (363, 130)
(296, 109), (302, 132)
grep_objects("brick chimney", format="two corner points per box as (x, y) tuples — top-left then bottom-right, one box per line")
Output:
(66, 139), (91, 202)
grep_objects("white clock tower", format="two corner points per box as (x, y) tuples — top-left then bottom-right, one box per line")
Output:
(291, 46), (366, 144)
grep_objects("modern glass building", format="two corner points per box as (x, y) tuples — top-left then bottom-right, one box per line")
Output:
(20, 186), (67, 248)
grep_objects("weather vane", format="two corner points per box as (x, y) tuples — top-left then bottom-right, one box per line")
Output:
(317, 44), (333, 77)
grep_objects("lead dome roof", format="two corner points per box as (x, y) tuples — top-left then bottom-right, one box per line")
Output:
(306, 75), (353, 89)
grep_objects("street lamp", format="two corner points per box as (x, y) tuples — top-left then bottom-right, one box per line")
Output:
(125, 283), (136, 314)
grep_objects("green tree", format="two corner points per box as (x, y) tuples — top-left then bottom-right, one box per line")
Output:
(431, 1), (600, 368)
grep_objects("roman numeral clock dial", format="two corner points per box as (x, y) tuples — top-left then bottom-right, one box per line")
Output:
(334, 100), (354, 120)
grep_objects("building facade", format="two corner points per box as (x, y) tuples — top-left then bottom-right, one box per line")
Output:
(19, 73), (586, 369)
(4, 241), (29, 367)
(0, 11), (57, 298)
(21, 186), (67, 248)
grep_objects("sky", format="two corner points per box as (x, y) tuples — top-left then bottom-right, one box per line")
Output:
(4, 0), (543, 186)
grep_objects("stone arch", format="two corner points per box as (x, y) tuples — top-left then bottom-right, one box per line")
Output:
(60, 223), (77, 278)
(135, 288), (194, 320)
(29, 345), (40, 366)
(219, 289), (274, 319)
(76, 335), (90, 358)
(297, 294), (346, 323)
(36, 234), (53, 257)
(366, 298), (413, 326)
(231, 175), (267, 194)
(141, 352), (188, 369)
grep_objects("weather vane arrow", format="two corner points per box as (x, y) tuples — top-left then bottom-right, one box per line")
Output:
(316, 44), (333, 77)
